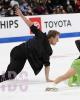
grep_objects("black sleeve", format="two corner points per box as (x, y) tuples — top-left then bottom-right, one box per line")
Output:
(75, 40), (80, 52)
(30, 25), (45, 38)
(42, 55), (50, 67)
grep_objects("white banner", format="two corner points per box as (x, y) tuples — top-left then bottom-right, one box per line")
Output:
(0, 13), (80, 42)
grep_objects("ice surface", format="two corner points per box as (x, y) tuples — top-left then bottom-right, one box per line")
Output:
(0, 37), (80, 100)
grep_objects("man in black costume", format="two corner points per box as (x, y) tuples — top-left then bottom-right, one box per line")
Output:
(0, 7), (60, 83)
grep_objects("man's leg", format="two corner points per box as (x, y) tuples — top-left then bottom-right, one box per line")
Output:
(0, 58), (26, 83)
(0, 42), (28, 83)
(0, 43), (27, 83)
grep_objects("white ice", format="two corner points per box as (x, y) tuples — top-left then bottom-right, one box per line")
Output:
(0, 37), (80, 100)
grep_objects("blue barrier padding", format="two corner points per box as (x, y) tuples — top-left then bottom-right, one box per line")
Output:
(0, 32), (80, 43)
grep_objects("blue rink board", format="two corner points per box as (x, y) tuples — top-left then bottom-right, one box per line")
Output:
(0, 32), (80, 43)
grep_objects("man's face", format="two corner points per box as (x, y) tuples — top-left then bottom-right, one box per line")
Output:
(50, 35), (59, 45)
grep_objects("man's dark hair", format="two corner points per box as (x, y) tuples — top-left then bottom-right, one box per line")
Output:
(47, 30), (60, 39)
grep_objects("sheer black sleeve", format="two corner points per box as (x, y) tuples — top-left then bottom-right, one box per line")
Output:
(75, 40), (80, 52)
(30, 25), (45, 38)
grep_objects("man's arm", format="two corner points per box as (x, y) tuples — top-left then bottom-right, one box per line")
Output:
(15, 7), (44, 38)
(45, 66), (53, 82)
(45, 66), (50, 81)
(15, 7), (33, 27)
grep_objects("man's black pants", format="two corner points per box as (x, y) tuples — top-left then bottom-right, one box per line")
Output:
(0, 43), (28, 82)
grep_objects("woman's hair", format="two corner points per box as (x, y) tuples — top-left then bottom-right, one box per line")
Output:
(47, 30), (60, 39)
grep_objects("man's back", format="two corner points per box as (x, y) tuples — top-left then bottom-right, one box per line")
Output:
(25, 25), (52, 75)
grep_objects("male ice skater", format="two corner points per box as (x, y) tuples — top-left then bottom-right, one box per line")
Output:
(0, 7), (60, 83)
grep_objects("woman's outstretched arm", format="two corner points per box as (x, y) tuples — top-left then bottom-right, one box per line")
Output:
(53, 68), (76, 84)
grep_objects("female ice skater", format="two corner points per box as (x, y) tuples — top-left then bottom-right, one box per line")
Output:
(0, 7), (60, 83)
(53, 40), (80, 86)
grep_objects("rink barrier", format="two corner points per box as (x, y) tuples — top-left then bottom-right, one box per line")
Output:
(0, 14), (80, 43)
(0, 32), (80, 43)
